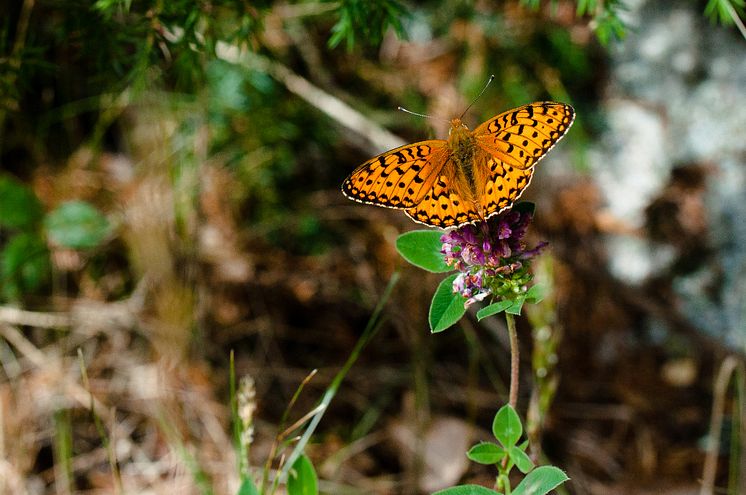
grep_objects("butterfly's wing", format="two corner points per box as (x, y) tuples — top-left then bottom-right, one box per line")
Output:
(474, 102), (574, 220)
(476, 155), (536, 220)
(342, 140), (449, 210)
(473, 102), (575, 170)
(405, 168), (482, 228)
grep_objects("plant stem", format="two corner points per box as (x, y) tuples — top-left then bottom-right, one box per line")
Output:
(506, 312), (519, 409)
(497, 312), (521, 488)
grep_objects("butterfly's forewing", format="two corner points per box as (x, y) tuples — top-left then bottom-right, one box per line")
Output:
(474, 102), (575, 170)
(342, 140), (449, 210)
(405, 170), (481, 228)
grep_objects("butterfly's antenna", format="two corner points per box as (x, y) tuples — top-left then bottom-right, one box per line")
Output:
(397, 106), (450, 124)
(459, 74), (495, 120)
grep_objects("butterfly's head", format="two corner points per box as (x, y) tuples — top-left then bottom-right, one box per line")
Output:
(449, 118), (469, 134)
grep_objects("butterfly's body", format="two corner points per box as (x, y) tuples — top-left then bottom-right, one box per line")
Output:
(447, 118), (480, 204)
(342, 102), (575, 229)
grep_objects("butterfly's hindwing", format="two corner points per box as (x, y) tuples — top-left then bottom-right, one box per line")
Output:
(342, 140), (448, 209)
(405, 173), (481, 228)
(480, 156), (536, 220)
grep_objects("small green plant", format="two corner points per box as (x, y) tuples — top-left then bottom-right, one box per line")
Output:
(0, 174), (111, 301)
(396, 203), (569, 494)
(434, 405), (568, 495)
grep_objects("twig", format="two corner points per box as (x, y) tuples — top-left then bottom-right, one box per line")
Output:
(0, 307), (72, 329)
(0, 323), (107, 412)
(214, 42), (407, 155)
(0, 277), (147, 333)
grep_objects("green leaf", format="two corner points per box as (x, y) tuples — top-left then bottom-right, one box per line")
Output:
(236, 477), (260, 495)
(429, 274), (466, 333)
(287, 454), (318, 495)
(0, 175), (44, 230)
(508, 446), (534, 474)
(44, 201), (111, 249)
(524, 285), (545, 304)
(396, 230), (451, 273)
(1, 233), (50, 300)
(505, 296), (526, 315)
(476, 300), (513, 320)
(512, 466), (569, 495)
(466, 442), (506, 465)
(432, 484), (500, 495)
(492, 405), (522, 448)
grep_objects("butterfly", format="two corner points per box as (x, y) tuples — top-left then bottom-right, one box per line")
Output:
(342, 101), (575, 229)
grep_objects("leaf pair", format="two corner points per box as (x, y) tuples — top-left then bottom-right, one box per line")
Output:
(435, 406), (568, 495)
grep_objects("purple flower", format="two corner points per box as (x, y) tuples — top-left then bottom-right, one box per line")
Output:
(452, 271), (490, 307)
(440, 207), (546, 307)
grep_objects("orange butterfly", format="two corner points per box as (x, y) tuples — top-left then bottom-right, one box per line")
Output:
(342, 101), (575, 229)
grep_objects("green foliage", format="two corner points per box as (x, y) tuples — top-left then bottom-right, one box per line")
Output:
(512, 466), (569, 495)
(467, 442), (506, 465)
(433, 485), (499, 495)
(1, 232), (50, 301)
(44, 201), (111, 250)
(396, 230), (451, 273)
(429, 274), (467, 333)
(520, 0), (744, 44)
(287, 454), (318, 495)
(328, 0), (408, 50)
(448, 405), (568, 495)
(704, 0), (746, 25)
(0, 175), (44, 230)
(236, 478), (260, 495)
(591, 1), (628, 46)
(477, 285), (545, 319)
(0, 180), (44, 302)
(477, 300), (519, 320)
(493, 404), (523, 448)
(520, 0), (627, 45)
(0, 178), (109, 301)
(509, 446), (535, 474)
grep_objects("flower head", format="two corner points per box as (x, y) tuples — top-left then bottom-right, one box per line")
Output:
(441, 207), (545, 307)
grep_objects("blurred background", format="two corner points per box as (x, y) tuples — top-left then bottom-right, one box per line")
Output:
(1, 0), (745, 493)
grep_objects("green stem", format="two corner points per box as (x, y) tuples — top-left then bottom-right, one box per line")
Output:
(506, 312), (519, 409)
(497, 312), (520, 490)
